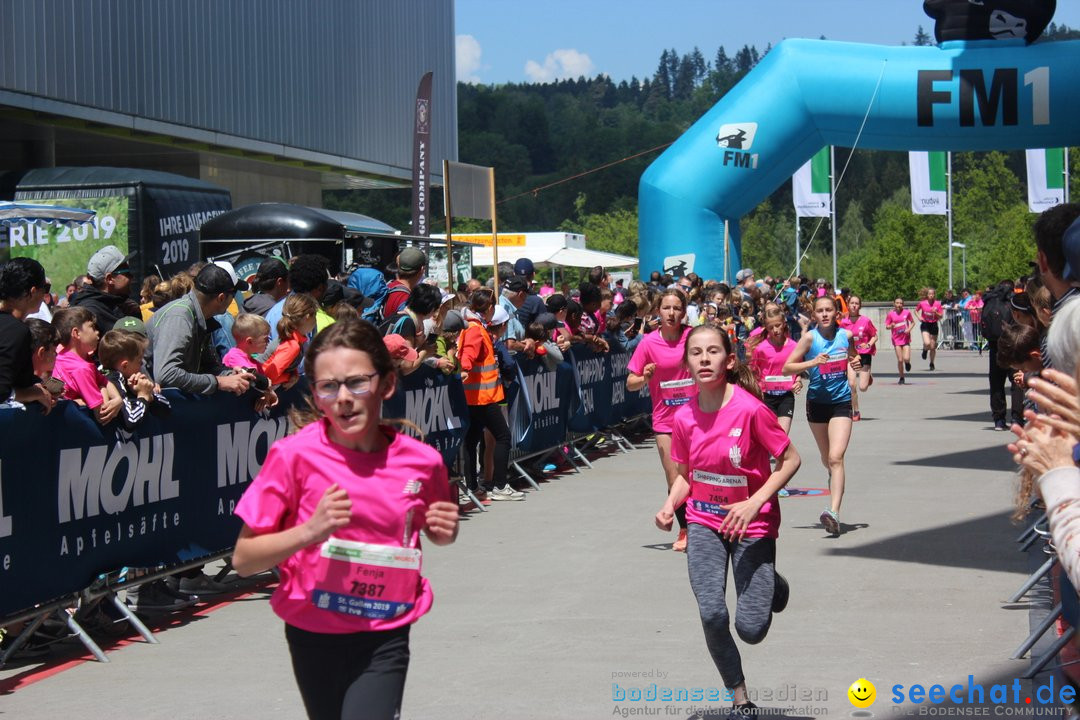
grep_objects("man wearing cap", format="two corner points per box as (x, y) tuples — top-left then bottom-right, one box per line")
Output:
(71, 245), (141, 332)
(384, 247), (428, 318)
(513, 257), (546, 328)
(145, 264), (256, 396)
(243, 256), (290, 317)
(735, 267), (755, 290)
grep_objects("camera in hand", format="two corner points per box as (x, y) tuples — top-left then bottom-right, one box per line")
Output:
(241, 368), (271, 392)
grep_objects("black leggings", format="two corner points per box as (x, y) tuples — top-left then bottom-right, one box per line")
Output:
(285, 624), (410, 720)
(465, 403), (511, 491)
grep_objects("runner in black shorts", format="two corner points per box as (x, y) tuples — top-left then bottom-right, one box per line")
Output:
(839, 295), (878, 422)
(915, 287), (944, 371)
(749, 305), (802, 498)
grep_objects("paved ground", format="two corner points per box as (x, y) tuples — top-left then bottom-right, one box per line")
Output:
(0, 351), (1049, 719)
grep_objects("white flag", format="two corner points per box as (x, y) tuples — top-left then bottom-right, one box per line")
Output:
(909, 151), (948, 215)
(1026, 148), (1065, 213)
(793, 147), (831, 218)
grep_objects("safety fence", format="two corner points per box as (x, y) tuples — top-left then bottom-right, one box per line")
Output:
(939, 308), (986, 351)
(0, 346), (650, 654)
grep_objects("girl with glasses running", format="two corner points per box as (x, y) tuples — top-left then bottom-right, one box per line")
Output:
(233, 318), (458, 720)
(655, 324), (801, 716)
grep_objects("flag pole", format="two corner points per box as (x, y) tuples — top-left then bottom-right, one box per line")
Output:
(947, 151), (954, 290)
(1066, 147), (1071, 203)
(723, 220), (731, 286)
(829, 146), (837, 289)
(795, 216), (801, 276)
(489, 167), (499, 286)
(443, 160), (453, 290)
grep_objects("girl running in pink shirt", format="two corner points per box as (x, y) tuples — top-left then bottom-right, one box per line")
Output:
(839, 295), (877, 421)
(914, 287), (944, 371)
(628, 289), (694, 551)
(885, 297), (916, 385)
(233, 318), (458, 720)
(749, 305), (802, 435)
(655, 324), (801, 715)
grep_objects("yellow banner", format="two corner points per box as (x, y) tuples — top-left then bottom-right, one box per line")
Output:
(451, 233), (526, 247)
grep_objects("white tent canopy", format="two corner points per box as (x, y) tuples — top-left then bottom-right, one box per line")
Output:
(434, 231), (638, 268)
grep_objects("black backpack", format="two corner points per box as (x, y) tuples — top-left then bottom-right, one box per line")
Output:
(980, 290), (1012, 341)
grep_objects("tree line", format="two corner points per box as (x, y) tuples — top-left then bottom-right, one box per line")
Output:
(326, 25), (1080, 300)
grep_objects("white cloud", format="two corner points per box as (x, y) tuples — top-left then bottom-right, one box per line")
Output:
(524, 49), (595, 83)
(456, 34), (483, 83)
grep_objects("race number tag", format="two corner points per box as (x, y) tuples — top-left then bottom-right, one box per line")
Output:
(311, 538), (421, 620)
(690, 469), (748, 517)
(818, 353), (849, 381)
(761, 375), (794, 394)
(659, 377), (695, 407)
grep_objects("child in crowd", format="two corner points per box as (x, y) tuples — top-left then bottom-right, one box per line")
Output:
(51, 307), (122, 425)
(435, 309), (465, 375)
(526, 314), (564, 371)
(97, 319), (171, 432)
(223, 313), (272, 374)
(25, 318), (60, 387)
(264, 294), (318, 387)
(997, 322), (1043, 390)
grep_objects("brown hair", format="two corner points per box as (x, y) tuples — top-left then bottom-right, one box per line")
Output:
(996, 323), (1040, 369)
(682, 324), (762, 400)
(140, 274), (160, 304)
(98, 330), (147, 369)
(277, 294), (318, 339)
(659, 288), (688, 312)
(232, 313), (271, 342)
(468, 287), (496, 314)
(51, 307), (95, 345)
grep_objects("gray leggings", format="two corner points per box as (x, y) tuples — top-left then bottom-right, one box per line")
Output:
(686, 524), (777, 690)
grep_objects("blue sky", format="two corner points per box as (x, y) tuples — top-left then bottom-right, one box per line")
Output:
(456, 0), (1080, 84)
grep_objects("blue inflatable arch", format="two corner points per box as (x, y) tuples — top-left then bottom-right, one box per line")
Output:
(638, 37), (1080, 282)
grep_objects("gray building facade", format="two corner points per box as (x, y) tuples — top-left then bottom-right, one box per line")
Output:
(0, 0), (458, 207)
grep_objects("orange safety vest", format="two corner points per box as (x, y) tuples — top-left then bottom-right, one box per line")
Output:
(460, 320), (505, 405)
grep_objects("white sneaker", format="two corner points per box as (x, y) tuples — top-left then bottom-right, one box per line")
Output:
(489, 485), (525, 501)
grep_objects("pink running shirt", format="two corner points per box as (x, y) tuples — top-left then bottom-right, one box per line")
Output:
(750, 337), (797, 394)
(627, 326), (695, 433)
(917, 300), (944, 323)
(222, 347), (265, 374)
(53, 348), (107, 409)
(840, 315), (878, 355)
(669, 385), (791, 539)
(886, 309), (913, 346)
(235, 420), (451, 634)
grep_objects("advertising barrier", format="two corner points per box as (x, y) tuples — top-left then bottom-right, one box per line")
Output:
(0, 350), (645, 621)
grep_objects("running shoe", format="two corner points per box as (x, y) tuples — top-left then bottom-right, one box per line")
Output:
(820, 508), (841, 536)
(921, 348), (928, 360)
(905, 361), (912, 372)
(898, 377), (906, 385)
(778, 488), (790, 498)
(993, 420), (1007, 431)
(929, 362), (936, 371)
(772, 573), (790, 613)
(672, 528), (688, 552)
(726, 701), (759, 719)
(489, 485), (525, 501)
(852, 411), (861, 422)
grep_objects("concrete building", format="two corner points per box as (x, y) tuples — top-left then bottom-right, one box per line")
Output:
(0, 0), (458, 207)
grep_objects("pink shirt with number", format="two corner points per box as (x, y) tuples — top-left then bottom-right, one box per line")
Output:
(235, 420), (451, 634)
(917, 300), (943, 323)
(750, 337), (797, 394)
(627, 326), (695, 433)
(669, 386), (791, 539)
(53, 348), (108, 409)
(840, 315), (878, 355)
(886, 309), (913, 346)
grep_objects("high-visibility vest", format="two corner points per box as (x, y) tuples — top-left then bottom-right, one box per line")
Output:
(461, 320), (505, 406)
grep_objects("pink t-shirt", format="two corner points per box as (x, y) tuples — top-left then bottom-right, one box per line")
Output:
(750, 337), (797, 394)
(53, 348), (107, 409)
(886, 309), (913, 346)
(670, 385), (791, 539)
(840, 315), (878, 355)
(235, 420), (451, 634)
(627, 326), (695, 433)
(966, 296), (983, 323)
(917, 300), (943, 323)
(221, 347), (265, 374)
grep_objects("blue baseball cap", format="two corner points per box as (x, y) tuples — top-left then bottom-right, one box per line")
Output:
(514, 258), (535, 276)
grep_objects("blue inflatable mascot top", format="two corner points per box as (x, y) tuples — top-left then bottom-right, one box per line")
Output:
(638, 0), (1072, 282)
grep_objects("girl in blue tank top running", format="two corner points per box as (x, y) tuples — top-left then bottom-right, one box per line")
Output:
(783, 295), (860, 536)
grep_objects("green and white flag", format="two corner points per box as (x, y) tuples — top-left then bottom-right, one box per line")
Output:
(1026, 148), (1065, 213)
(909, 151), (948, 215)
(793, 147), (831, 218)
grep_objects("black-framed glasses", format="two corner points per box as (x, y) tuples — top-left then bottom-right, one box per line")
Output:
(312, 372), (380, 399)
(114, 267), (132, 276)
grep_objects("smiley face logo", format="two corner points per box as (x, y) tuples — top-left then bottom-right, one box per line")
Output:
(848, 678), (876, 708)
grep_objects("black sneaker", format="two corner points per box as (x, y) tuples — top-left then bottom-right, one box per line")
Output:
(727, 701), (759, 719)
(929, 362), (935, 371)
(898, 377), (906, 385)
(772, 573), (790, 613)
(905, 361), (912, 372)
(994, 420), (1007, 431)
(921, 349), (928, 360)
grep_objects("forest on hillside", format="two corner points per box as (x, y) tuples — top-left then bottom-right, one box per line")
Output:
(325, 23), (1080, 299)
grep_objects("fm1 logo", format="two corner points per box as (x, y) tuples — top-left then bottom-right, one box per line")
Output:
(717, 122), (760, 170)
(917, 66), (1050, 127)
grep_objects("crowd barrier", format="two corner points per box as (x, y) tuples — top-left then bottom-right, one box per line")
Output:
(939, 308), (986, 351)
(0, 346), (651, 627)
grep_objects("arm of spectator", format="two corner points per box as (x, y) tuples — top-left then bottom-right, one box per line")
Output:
(263, 340), (301, 386)
(1025, 370), (1080, 442)
(151, 311), (219, 394)
(13, 383), (56, 414)
(457, 327), (482, 373)
(1037, 465), (1080, 591)
(94, 383), (123, 425)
